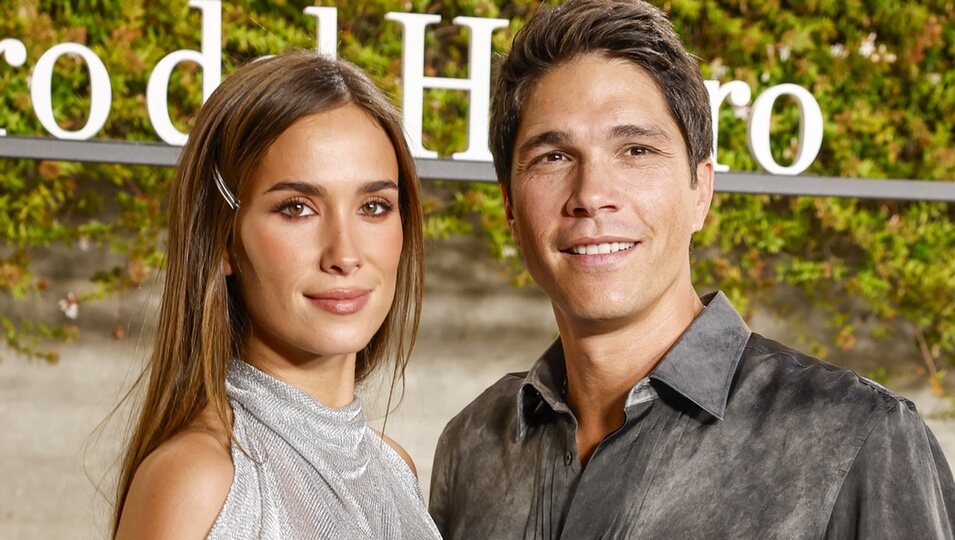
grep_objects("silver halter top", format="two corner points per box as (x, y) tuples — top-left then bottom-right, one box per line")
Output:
(207, 360), (441, 539)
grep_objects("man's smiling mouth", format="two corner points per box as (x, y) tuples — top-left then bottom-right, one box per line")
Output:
(567, 241), (637, 255)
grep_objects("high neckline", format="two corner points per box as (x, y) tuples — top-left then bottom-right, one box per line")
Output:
(226, 359), (367, 455)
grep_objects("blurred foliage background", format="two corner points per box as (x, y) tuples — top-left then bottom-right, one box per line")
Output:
(0, 0), (953, 389)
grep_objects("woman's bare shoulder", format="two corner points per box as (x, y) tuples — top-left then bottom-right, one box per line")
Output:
(371, 428), (418, 478)
(116, 415), (234, 539)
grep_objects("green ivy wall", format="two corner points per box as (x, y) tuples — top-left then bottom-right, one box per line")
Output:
(0, 0), (952, 388)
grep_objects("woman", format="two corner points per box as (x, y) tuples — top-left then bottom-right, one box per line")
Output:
(113, 50), (439, 538)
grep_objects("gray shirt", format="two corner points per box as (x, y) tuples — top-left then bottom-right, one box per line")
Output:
(430, 292), (955, 539)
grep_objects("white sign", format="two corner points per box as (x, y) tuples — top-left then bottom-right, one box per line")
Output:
(0, 0), (824, 175)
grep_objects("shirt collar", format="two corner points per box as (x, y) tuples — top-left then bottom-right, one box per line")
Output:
(648, 291), (751, 421)
(517, 339), (568, 440)
(516, 291), (751, 440)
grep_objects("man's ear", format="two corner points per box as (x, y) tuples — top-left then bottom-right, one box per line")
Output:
(692, 158), (715, 233)
(501, 183), (520, 248)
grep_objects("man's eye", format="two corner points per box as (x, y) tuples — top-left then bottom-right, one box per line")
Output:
(534, 151), (566, 164)
(626, 145), (649, 156)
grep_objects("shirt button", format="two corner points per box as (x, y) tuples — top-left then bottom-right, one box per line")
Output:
(564, 451), (573, 466)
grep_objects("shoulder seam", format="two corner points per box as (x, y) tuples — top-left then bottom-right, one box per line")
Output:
(744, 343), (911, 406)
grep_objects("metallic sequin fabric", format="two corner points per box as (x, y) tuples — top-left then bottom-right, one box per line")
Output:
(207, 360), (441, 539)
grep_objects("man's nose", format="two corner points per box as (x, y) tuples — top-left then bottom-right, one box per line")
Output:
(564, 158), (620, 217)
(319, 214), (362, 276)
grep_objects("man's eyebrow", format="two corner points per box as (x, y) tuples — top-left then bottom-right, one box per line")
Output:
(609, 124), (672, 141)
(516, 130), (570, 157)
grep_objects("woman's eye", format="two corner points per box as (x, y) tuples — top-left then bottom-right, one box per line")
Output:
(360, 200), (392, 216)
(280, 202), (315, 217)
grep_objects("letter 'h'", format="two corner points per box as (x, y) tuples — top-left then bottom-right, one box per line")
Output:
(386, 13), (507, 161)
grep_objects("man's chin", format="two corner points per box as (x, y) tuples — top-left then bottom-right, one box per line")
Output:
(554, 301), (650, 333)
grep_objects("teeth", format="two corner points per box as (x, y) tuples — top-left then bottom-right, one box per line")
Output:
(570, 242), (635, 255)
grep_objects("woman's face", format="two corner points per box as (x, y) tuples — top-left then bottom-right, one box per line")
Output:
(226, 104), (403, 367)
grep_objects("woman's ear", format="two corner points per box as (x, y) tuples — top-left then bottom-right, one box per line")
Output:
(222, 256), (233, 277)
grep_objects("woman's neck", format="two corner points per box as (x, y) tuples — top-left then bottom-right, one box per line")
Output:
(244, 338), (358, 408)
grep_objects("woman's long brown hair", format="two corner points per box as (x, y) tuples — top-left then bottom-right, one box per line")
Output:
(112, 51), (424, 535)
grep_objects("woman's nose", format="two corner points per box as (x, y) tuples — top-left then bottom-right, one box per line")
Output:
(319, 215), (362, 276)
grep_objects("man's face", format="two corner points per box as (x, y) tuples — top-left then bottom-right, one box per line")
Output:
(504, 53), (713, 333)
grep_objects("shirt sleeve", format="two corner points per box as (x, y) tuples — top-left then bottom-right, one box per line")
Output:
(825, 399), (955, 538)
(428, 424), (454, 538)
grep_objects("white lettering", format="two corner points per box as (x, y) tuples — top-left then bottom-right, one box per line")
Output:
(705, 80), (752, 172)
(747, 83), (824, 175)
(31, 43), (111, 140)
(304, 6), (338, 58)
(0, 38), (28, 136)
(0, 39), (26, 67)
(385, 12), (507, 161)
(1, 10), (828, 176)
(146, 0), (221, 146)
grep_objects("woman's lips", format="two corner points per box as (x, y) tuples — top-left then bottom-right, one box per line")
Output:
(305, 290), (371, 315)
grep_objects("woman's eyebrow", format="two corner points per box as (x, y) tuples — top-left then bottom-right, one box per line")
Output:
(264, 181), (325, 196)
(359, 180), (399, 194)
(263, 179), (398, 196)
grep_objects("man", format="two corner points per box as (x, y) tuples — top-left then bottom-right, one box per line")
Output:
(429, 0), (955, 538)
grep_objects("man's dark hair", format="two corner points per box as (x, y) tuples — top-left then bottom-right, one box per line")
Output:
(490, 0), (712, 192)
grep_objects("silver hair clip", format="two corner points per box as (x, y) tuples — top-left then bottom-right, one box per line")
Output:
(213, 168), (241, 210)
